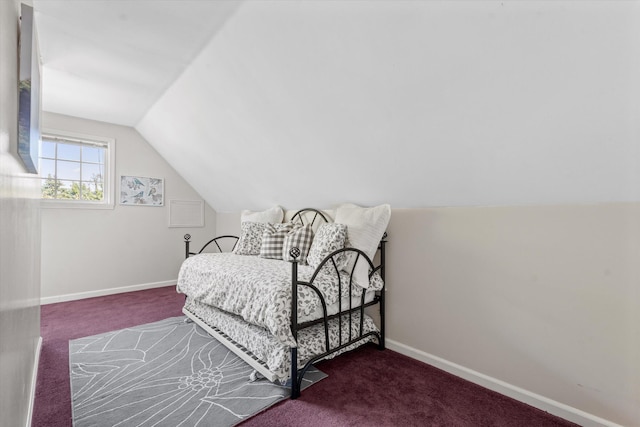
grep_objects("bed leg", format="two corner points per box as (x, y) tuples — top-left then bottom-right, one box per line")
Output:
(290, 347), (300, 399)
(378, 287), (386, 351)
(379, 238), (387, 351)
(378, 290), (386, 351)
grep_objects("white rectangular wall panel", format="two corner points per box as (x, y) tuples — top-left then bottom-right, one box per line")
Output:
(169, 199), (204, 227)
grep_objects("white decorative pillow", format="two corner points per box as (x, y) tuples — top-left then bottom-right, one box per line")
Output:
(334, 203), (391, 288)
(282, 224), (314, 264)
(260, 222), (295, 260)
(307, 223), (348, 271)
(241, 206), (284, 224)
(233, 222), (267, 255)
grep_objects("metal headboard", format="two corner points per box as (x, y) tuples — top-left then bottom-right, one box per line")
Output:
(289, 208), (330, 229)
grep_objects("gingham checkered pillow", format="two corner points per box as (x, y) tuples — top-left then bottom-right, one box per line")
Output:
(260, 222), (294, 260)
(282, 223), (314, 264)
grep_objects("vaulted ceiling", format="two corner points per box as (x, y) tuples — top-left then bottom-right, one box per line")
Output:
(33, 1), (640, 212)
(33, 0), (241, 126)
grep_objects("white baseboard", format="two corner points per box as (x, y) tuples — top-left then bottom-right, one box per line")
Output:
(386, 339), (621, 427)
(40, 280), (176, 305)
(26, 336), (42, 427)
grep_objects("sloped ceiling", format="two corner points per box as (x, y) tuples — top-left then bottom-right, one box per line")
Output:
(34, 0), (241, 126)
(35, 1), (640, 212)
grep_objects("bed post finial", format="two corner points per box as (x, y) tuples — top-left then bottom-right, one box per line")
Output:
(289, 247), (301, 260)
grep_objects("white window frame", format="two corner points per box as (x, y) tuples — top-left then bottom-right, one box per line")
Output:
(39, 128), (116, 209)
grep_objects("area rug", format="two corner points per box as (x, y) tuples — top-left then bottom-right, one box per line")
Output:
(69, 316), (325, 427)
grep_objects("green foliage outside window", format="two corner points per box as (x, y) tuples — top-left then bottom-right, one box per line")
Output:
(41, 173), (104, 201)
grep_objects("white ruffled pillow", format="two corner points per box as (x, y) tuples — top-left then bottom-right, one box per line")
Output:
(334, 203), (391, 288)
(241, 206), (284, 224)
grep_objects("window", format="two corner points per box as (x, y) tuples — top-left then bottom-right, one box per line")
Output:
(39, 130), (115, 208)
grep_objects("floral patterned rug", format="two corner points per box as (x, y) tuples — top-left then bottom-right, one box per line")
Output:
(69, 316), (325, 427)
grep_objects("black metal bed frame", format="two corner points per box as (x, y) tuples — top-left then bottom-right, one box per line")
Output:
(183, 233), (239, 258)
(183, 208), (386, 399)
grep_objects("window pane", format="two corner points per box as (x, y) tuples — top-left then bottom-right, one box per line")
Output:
(41, 178), (58, 199)
(40, 140), (56, 159)
(81, 181), (103, 201)
(57, 160), (81, 180)
(39, 159), (56, 179)
(57, 180), (80, 200)
(82, 146), (103, 164)
(82, 163), (103, 181)
(57, 143), (81, 161)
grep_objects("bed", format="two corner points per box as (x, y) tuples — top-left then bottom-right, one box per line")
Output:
(177, 205), (390, 398)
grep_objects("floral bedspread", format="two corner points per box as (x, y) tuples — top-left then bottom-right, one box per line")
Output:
(177, 253), (382, 347)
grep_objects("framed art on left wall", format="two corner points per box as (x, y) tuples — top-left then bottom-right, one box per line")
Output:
(120, 176), (164, 206)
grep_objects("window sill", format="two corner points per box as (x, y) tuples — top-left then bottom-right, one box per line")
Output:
(40, 200), (115, 210)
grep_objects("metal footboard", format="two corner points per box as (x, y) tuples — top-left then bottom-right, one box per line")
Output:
(289, 237), (387, 399)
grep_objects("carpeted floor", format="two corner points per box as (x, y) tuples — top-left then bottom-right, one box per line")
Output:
(33, 285), (579, 427)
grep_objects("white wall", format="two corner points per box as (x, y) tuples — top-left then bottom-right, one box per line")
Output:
(0, 1), (42, 425)
(40, 112), (217, 302)
(386, 205), (639, 426)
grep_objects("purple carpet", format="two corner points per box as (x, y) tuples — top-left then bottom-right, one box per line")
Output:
(33, 286), (578, 427)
